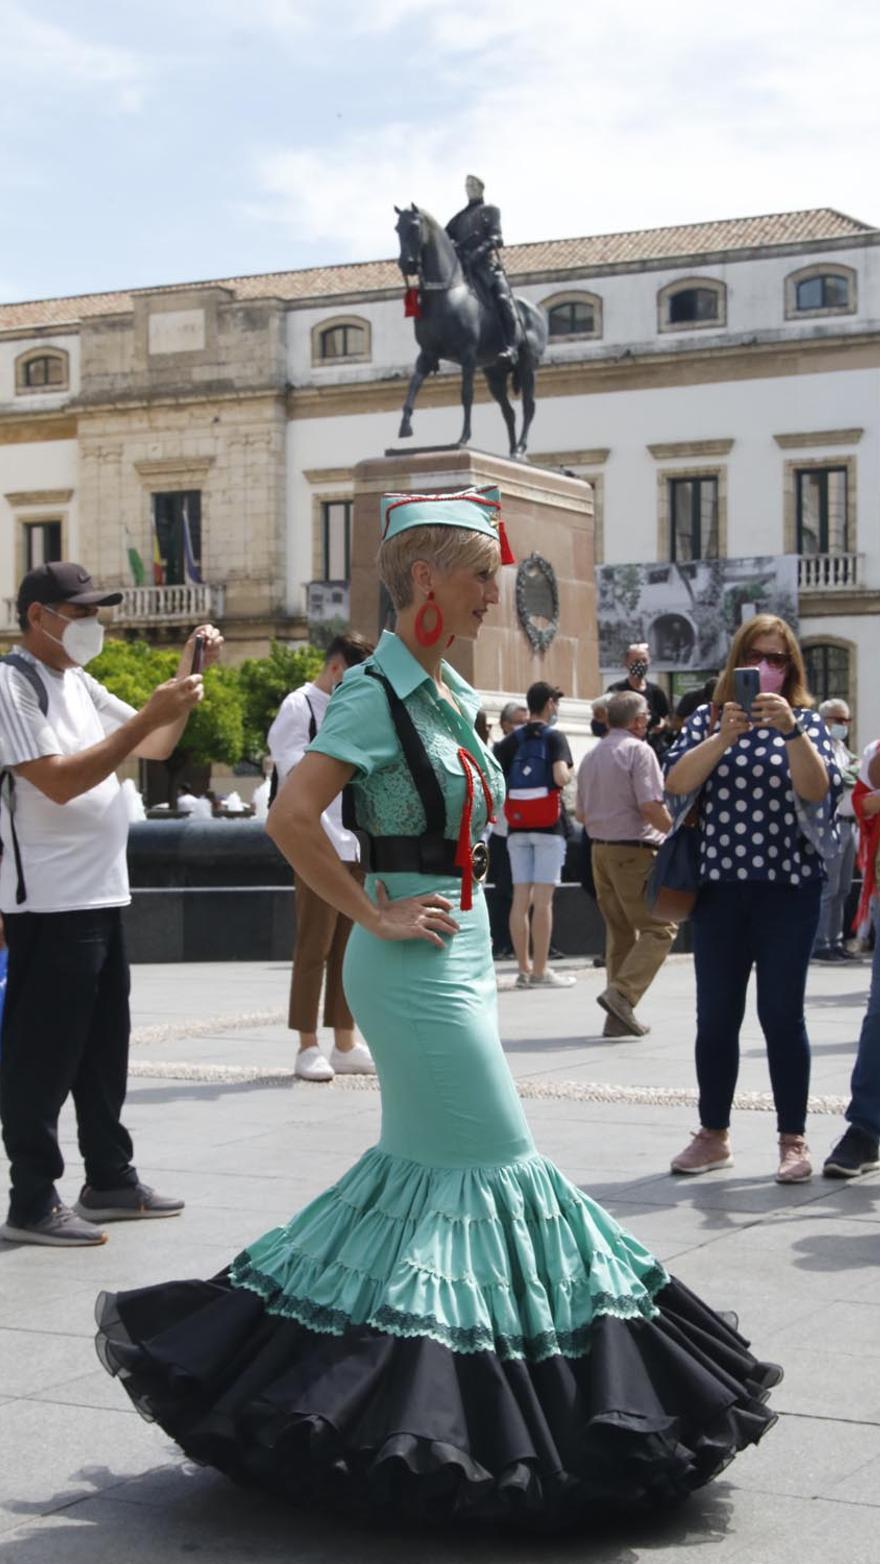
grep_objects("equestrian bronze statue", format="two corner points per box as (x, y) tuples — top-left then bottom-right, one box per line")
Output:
(395, 179), (547, 459)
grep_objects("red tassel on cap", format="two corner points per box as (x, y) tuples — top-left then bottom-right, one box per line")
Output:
(454, 748), (496, 912)
(404, 287), (422, 319)
(497, 517), (515, 565)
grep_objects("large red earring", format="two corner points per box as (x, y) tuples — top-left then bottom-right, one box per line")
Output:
(414, 592), (444, 647)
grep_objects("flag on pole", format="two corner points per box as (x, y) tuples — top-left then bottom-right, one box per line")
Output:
(181, 495), (203, 585)
(152, 525), (165, 586)
(127, 547), (146, 586)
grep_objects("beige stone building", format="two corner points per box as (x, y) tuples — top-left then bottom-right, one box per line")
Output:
(1, 205), (878, 738)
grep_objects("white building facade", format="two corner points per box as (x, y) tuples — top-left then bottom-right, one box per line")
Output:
(0, 207), (877, 739)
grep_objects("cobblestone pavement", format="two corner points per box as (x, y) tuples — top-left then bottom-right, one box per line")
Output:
(1, 953), (878, 1562)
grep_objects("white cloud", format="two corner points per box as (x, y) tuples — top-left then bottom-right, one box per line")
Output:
(2, 3), (149, 112)
(246, 0), (880, 256)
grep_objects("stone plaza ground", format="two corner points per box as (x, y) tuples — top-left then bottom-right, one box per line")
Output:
(0, 950), (878, 1562)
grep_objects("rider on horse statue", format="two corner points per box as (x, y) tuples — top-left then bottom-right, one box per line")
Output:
(446, 175), (519, 367)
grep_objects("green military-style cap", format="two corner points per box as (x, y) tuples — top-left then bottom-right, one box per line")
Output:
(379, 486), (515, 563)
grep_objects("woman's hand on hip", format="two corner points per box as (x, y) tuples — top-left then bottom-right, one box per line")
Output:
(372, 882), (461, 947)
(751, 693), (796, 734)
(719, 701), (750, 747)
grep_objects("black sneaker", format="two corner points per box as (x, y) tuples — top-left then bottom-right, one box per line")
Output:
(1, 1203), (108, 1246)
(823, 1126), (880, 1179)
(74, 1182), (185, 1221)
(811, 948), (839, 963)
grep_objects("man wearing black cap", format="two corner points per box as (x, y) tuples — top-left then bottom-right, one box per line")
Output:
(494, 681), (575, 988)
(0, 562), (222, 1247)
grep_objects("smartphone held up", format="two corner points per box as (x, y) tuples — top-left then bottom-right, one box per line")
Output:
(733, 666), (761, 721)
(190, 633), (206, 676)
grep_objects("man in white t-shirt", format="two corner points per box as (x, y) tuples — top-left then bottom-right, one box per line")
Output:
(0, 561), (222, 1247)
(268, 633), (375, 1081)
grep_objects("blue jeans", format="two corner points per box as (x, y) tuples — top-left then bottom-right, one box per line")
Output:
(692, 879), (821, 1136)
(846, 903), (880, 1141)
(813, 822), (857, 952)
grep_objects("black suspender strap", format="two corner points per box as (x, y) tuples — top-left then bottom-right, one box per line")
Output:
(362, 666), (446, 834)
(269, 691), (319, 807)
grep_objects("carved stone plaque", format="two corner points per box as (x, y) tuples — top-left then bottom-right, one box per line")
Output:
(515, 553), (559, 653)
(148, 309), (206, 356)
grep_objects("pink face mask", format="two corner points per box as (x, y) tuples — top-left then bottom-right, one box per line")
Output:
(758, 659), (786, 694)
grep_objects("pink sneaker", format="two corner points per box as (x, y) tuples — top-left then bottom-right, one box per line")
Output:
(670, 1128), (733, 1175)
(776, 1135), (812, 1183)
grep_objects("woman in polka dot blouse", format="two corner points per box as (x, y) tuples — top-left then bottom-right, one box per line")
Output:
(663, 615), (841, 1185)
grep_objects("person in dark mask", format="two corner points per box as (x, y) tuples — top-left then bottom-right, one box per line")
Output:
(590, 695), (609, 739)
(608, 644), (670, 746)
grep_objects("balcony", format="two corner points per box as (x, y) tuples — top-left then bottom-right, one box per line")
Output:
(307, 580), (350, 624)
(0, 582), (226, 635)
(798, 553), (861, 592)
(114, 583), (225, 625)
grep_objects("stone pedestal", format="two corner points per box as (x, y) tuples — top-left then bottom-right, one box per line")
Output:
(350, 448), (598, 699)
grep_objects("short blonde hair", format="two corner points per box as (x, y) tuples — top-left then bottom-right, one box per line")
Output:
(378, 524), (500, 610)
(715, 615), (812, 708)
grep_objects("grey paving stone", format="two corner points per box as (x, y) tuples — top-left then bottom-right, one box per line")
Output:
(0, 1400), (174, 1534)
(825, 1453), (880, 1507)
(727, 1411), (880, 1499)
(0, 1328), (97, 1397)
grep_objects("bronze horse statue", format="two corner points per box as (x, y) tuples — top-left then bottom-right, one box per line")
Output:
(394, 204), (548, 458)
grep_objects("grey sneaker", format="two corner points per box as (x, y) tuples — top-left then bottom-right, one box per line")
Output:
(514, 972), (532, 989)
(529, 970), (576, 988)
(74, 1183), (184, 1222)
(1, 1203), (108, 1247)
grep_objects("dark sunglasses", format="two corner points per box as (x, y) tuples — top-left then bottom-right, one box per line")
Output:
(741, 650), (791, 670)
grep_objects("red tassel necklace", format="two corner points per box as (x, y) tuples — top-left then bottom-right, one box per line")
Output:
(454, 747), (495, 911)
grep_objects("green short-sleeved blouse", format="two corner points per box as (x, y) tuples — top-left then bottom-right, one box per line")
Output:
(309, 630), (504, 842)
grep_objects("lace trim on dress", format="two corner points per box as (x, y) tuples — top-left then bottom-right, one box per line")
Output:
(228, 1254), (669, 1362)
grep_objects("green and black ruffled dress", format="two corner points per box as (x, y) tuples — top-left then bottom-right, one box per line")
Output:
(96, 634), (778, 1528)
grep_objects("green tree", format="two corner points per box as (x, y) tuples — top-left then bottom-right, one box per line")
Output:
(237, 640), (324, 761)
(89, 638), (246, 799)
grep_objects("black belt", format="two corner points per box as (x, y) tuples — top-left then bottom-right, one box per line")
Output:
(359, 834), (489, 883)
(591, 838), (658, 850)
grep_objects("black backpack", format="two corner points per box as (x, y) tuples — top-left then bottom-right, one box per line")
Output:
(268, 695), (317, 806)
(0, 655), (50, 905)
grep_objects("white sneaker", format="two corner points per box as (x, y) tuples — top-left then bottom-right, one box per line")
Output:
(514, 972), (532, 989)
(294, 1046), (334, 1082)
(530, 970), (576, 988)
(329, 1042), (376, 1075)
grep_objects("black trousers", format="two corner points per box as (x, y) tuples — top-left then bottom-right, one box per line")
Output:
(0, 907), (138, 1224)
(488, 833), (513, 954)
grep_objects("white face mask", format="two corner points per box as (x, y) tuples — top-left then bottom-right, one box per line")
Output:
(44, 608), (105, 667)
(829, 722), (849, 742)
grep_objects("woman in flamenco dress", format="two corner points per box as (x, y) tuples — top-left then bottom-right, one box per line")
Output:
(95, 489), (780, 1529)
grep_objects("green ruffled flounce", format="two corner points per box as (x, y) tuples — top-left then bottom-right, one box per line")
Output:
(228, 1147), (668, 1362)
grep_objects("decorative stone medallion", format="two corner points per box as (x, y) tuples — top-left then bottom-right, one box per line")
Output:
(515, 553), (559, 653)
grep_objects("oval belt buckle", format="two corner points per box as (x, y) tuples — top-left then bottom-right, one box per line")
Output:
(471, 841), (489, 883)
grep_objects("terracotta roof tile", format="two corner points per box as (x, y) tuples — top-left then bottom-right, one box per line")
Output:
(0, 208), (872, 331)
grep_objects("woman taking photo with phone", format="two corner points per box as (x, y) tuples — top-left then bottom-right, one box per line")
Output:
(664, 615), (841, 1183)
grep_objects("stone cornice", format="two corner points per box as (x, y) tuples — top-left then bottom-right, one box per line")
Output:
(288, 331), (880, 420)
(302, 465), (355, 484)
(0, 411), (77, 444)
(773, 428), (864, 448)
(5, 488), (74, 506)
(530, 448), (610, 468)
(647, 439), (734, 459)
(133, 457), (215, 483)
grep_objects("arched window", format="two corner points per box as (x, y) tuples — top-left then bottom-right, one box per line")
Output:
(785, 264), (856, 319)
(310, 315), (371, 365)
(658, 278), (726, 332)
(15, 347), (69, 393)
(542, 291), (602, 340)
(803, 641), (852, 708)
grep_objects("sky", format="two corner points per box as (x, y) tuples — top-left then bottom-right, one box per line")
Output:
(2, 0), (879, 304)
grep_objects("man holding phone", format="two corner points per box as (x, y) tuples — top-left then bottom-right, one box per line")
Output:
(0, 561), (222, 1246)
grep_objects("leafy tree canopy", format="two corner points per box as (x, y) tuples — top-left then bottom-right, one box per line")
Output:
(237, 641), (323, 761)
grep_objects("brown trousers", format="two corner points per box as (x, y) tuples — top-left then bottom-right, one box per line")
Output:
(591, 842), (676, 1007)
(289, 863), (364, 1031)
